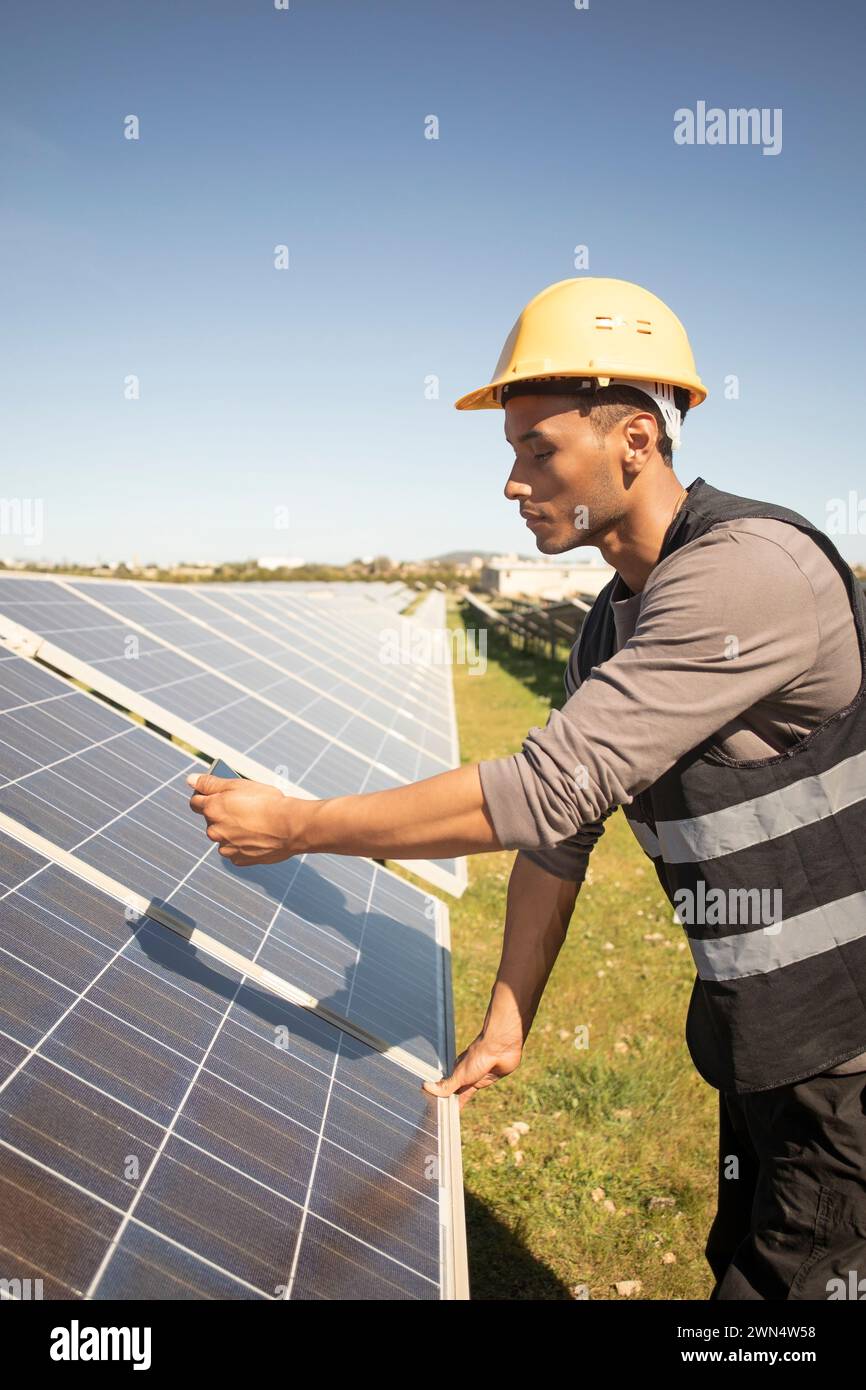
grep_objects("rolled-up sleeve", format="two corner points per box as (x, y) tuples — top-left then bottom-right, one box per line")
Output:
(477, 527), (821, 852)
(518, 812), (613, 883)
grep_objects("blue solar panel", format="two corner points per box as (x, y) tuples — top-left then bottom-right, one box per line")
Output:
(0, 577), (466, 893)
(63, 580), (453, 780)
(0, 577), (448, 779)
(0, 653), (447, 1070)
(0, 831), (444, 1299)
(176, 586), (458, 750)
(119, 583), (455, 763)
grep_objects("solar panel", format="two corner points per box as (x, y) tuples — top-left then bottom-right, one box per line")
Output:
(231, 586), (459, 751)
(0, 651), (448, 1072)
(140, 583), (456, 762)
(0, 829), (464, 1299)
(60, 580), (450, 781)
(0, 577), (466, 897)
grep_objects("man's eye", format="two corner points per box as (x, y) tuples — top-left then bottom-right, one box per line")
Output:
(534, 451), (553, 463)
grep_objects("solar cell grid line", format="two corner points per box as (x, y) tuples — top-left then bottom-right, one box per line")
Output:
(192, 586), (459, 769)
(243, 578), (454, 665)
(215, 580), (456, 687)
(224, 587), (458, 764)
(0, 576), (467, 897)
(89, 577), (456, 759)
(0, 836), (461, 1299)
(206, 590), (464, 887)
(207, 584), (455, 715)
(0, 576), (435, 789)
(88, 579), (457, 770)
(107, 578), (458, 784)
(153, 582), (455, 754)
(175, 582), (463, 772)
(59, 578), (453, 782)
(293, 582), (458, 665)
(0, 652), (449, 1071)
(331, 607), (453, 697)
(0, 794), (446, 1086)
(0, 576), (443, 792)
(0, 856), (453, 1301)
(83, 834), (333, 1301)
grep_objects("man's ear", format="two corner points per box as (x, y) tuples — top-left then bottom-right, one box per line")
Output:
(623, 411), (659, 464)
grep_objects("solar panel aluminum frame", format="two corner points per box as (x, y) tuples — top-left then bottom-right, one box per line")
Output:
(0, 593), (468, 899)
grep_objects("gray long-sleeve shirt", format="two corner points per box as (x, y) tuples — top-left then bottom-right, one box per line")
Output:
(477, 516), (866, 1077)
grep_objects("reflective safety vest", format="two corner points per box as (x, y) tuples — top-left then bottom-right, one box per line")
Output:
(575, 477), (866, 1093)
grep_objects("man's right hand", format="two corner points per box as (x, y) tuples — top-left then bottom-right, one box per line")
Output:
(422, 1030), (523, 1110)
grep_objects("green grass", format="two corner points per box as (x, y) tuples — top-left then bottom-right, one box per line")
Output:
(403, 596), (720, 1300)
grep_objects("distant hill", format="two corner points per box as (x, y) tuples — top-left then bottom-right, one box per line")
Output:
(424, 549), (538, 565)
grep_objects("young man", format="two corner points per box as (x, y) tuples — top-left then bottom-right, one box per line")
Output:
(188, 278), (866, 1300)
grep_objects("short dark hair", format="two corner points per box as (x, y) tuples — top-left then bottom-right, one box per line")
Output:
(500, 379), (690, 466)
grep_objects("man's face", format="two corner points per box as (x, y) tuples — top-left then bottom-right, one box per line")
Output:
(502, 394), (624, 555)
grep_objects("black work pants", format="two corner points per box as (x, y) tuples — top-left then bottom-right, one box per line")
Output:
(706, 1069), (866, 1300)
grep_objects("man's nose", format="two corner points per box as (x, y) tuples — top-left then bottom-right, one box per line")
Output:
(504, 478), (532, 502)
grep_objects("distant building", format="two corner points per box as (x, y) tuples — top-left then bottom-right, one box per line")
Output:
(257, 556), (306, 571)
(172, 564), (216, 578)
(480, 554), (614, 600)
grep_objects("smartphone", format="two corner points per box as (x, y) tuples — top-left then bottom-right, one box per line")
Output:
(208, 757), (241, 781)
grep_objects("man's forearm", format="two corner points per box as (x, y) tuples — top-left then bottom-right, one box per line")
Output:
(484, 851), (581, 1045)
(296, 763), (503, 859)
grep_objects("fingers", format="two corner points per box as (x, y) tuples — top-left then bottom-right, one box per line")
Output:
(423, 1075), (482, 1111)
(215, 845), (277, 868)
(422, 1036), (520, 1110)
(188, 773), (235, 816)
(422, 1076), (454, 1097)
(422, 1051), (482, 1100)
(185, 774), (232, 797)
(422, 1046), (468, 1099)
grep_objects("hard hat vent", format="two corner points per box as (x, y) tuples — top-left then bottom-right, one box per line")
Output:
(594, 314), (653, 334)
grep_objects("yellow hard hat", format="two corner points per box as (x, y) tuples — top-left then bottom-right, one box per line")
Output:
(454, 277), (707, 411)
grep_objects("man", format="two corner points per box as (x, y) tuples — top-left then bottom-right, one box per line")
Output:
(188, 278), (866, 1300)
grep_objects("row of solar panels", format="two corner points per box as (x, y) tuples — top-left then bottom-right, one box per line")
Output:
(0, 575), (467, 896)
(0, 576), (468, 1300)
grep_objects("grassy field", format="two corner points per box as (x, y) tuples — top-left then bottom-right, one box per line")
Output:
(434, 595), (719, 1300)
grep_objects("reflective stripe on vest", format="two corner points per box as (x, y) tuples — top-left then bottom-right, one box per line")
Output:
(651, 748), (866, 864)
(684, 889), (866, 981)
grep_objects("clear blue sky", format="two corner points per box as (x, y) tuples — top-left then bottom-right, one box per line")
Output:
(2, 0), (864, 566)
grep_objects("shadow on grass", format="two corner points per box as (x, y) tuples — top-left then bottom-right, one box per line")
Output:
(457, 597), (572, 710)
(464, 1190), (576, 1300)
